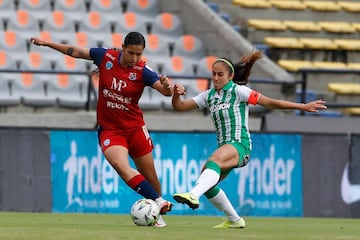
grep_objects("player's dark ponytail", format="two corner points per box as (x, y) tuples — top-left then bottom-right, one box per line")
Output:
(233, 50), (263, 85)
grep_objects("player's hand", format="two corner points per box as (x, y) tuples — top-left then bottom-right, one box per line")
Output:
(159, 75), (171, 89)
(174, 83), (186, 96)
(304, 99), (327, 112)
(30, 37), (46, 46)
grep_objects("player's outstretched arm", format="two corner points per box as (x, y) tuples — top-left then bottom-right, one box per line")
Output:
(257, 95), (327, 113)
(172, 83), (198, 111)
(30, 37), (92, 60)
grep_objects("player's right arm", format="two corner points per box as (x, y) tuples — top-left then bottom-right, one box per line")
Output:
(172, 83), (199, 111)
(30, 37), (92, 60)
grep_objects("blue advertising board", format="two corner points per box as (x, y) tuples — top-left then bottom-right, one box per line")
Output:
(50, 131), (303, 216)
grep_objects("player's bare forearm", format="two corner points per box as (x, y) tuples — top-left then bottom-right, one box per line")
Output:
(30, 37), (91, 60)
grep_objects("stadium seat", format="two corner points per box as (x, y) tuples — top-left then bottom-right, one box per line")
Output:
(277, 60), (314, 72)
(195, 55), (217, 91)
(143, 34), (171, 67)
(247, 19), (287, 31)
(69, 32), (99, 48)
(7, 10), (40, 38)
(54, 55), (88, 73)
(138, 87), (162, 110)
(264, 37), (304, 49)
(351, 23), (360, 32)
(312, 61), (348, 69)
(17, 0), (52, 21)
(334, 39), (360, 51)
(102, 33), (124, 48)
(317, 21), (356, 34)
(328, 82), (360, 95)
(344, 108), (360, 116)
(269, 0), (306, 10)
(78, 11), (112, 46)
(11, 73), (57, 108)
(114, 11), (148, 35)
(150, 12), (185, 47)
(347, 63), (360, 70)
(126, 0), (160, 23)
(299, 38), (337, 50)
(232, 0), (271, 9)
(47, 74), (87, 108)
(338, 1), (360, 13)
(161, 56), (195, 77)
(19, 51), (52, 72)
(303, 1), (341, 12)
(0, 50), (20, 72)
(172, 35), (206, 65)
(42, 11), (76, 43)
(161, 56), (200, 97)
(89, 0), (124, 23)
(0, 75), (20, 109)
(283, 21), (321, 32)
(53, 0), (87, 22)
(0, 0), (15, 21)
(29, 31), (67, 64)
(0, 31), (29, 61)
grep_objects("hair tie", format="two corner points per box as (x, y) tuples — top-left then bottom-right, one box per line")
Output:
(216, 58), (234, 73)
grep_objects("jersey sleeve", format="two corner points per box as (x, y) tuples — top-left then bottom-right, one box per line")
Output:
(237, 85), (261, 105)
(192, 91), (209, 109)
(142, 65), (159, 86)
(89, 48), (107, 67)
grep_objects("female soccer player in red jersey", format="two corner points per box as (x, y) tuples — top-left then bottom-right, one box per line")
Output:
(30, 32), (172, 227)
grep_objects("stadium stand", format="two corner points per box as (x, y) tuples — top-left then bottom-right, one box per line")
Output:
(114, 11), (148, 35)
(143, 33), (171, 68)
(0, 74), (21, 111)
(47, 74), (88, 109)
(195, 55), (217, 92)
(11, 73), (56, 109)
(41, 11), (77, 43)
(17, 0), (52, 22)
(77, 11), (113, 47)
(172, 34), (206, 66)
(126, 0), (160, 23)
(88, 0), (124, 23)
(6, 10), (40, 38)
(0, 0), (15, 23)
(150, 12), (185, 48)
(53, 0), (87, 22)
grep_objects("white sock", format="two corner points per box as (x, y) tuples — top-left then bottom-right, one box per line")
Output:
(190, 168), (220, 198)
(208, 188), (240, 222)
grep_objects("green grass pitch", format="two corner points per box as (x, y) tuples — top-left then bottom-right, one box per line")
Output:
(0, 212), (359, 240)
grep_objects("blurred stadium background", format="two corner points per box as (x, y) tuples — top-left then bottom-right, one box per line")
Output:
(0, 0), (360, 219)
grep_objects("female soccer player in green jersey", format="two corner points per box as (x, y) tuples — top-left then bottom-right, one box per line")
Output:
(172, 50), (327, 228)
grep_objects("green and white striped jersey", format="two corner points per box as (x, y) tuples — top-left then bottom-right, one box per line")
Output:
(193, 81), (260, 149)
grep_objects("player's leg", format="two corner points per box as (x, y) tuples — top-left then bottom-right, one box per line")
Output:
(205, 186), (245, 229)
(173, 144), (239, 209)
(103, 145), (159, 200)
(99, 128), (160, 201)
(130, 126), (173, 217)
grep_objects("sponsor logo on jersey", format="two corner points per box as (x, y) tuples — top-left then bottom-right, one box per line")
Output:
(129, 72), (137, 81)
(105, 61), (113, 70)
(105, 53), (115, 61)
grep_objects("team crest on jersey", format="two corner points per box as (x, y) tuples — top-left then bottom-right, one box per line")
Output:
(129, 72), (137, 81)
(105, 61), (113, 70)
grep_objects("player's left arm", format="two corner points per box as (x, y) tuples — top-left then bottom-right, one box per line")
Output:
(257, 94), (327, 113)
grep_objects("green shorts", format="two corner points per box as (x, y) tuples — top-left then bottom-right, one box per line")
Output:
(220, 141), (251, 175)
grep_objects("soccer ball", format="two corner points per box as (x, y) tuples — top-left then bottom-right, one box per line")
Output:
(130, 199), (160, 226)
